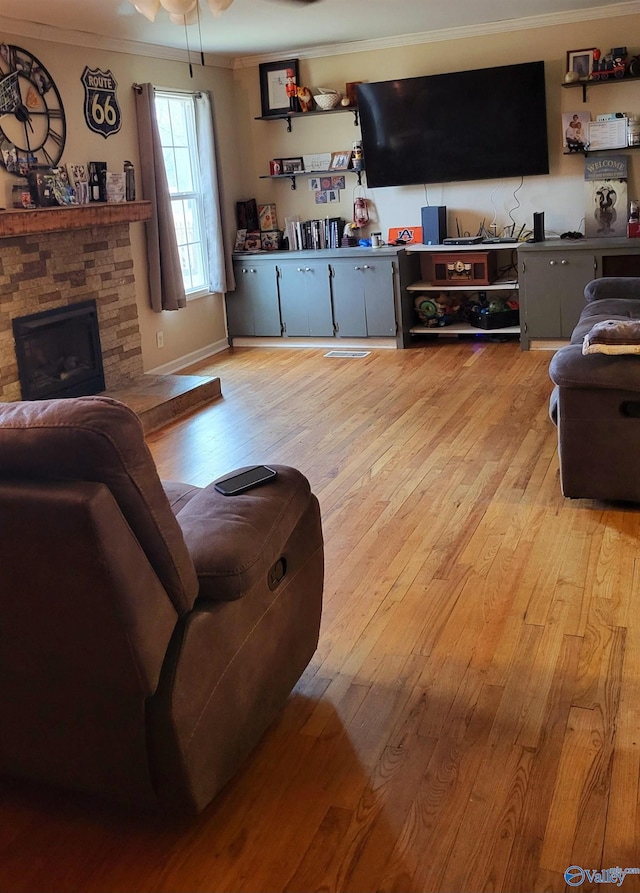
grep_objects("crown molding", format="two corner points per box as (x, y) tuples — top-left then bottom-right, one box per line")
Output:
(0, 14), (235, 69)
(233, 1), (640, 68)
(1, 2), (638, 72)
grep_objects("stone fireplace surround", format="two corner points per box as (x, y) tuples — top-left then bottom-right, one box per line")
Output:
(0, 203), (222, 430)
(0, 203), (152, 403)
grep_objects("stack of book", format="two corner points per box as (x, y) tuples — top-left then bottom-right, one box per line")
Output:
(284, 216), (345, 251)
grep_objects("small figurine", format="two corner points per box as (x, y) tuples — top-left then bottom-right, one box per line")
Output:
(297, 86), (313, 113)
(285, 68), (299, 112)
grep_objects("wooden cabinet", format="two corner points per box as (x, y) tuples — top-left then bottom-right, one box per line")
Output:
(227, 260), (281, 337)
(519, 249), (595, 346)
(330, 257), (397, 337)
(518, 238), (640, 348)
(276, 259), (334, 337)
(227, 248), (410, 345)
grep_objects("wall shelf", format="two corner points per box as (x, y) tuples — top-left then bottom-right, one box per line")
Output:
(259, 169), (364, 190)
(255, 106), (359, 132)
(561, 74), (640, 103)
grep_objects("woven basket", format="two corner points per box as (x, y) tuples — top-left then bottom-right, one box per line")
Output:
(314, 90), (342, 110)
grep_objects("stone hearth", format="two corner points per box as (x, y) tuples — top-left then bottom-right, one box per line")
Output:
(105, 372), (222, 434)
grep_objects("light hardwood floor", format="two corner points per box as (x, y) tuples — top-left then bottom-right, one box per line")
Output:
(3, 340), (640, 893)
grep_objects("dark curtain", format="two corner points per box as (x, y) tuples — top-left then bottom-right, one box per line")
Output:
(134, 83), (186, 312)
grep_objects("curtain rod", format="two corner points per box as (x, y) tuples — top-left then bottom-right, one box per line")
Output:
(132, 83), (203, 97)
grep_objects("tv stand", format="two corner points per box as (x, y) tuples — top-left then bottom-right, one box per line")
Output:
(403, 243), (521, 342)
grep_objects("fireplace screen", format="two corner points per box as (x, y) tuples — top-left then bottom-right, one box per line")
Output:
(12, 300), (106, 401)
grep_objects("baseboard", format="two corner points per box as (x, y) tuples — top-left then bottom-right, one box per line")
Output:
(230, 337), (397, 350)
(145, 339), (230, 375)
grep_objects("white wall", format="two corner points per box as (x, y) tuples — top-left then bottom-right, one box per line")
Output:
(233, 13), (640, 243)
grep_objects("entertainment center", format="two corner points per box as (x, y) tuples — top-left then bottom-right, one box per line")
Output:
(233, 56), (640, 348)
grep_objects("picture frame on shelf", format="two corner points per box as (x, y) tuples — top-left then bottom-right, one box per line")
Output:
(345, 81), (364, 107)
(234, 229), (247, 251)
(259, 58), (299, 117)
(567, 48), (596, 80)
(330, 150), (352, 171)
(562, 111), (590, 152)
(281, 157), (304, 174)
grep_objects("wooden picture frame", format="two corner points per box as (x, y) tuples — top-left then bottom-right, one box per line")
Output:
(345, 81), (364, 107)
(281, 157), (304, 174)
(259, 59), (299, 117)
(567, 48), (596, 80)
(330, 150), (352, 171)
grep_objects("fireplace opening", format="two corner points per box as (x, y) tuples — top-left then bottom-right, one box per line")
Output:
(12, 300), (106, 401)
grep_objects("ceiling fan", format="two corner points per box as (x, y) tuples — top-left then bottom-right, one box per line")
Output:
(129, 0), (320, 24)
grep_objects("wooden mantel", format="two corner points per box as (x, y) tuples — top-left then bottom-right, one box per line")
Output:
(0, 200), (152, 238)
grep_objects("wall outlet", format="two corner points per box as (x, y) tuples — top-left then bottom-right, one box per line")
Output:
(156, 331), (164, 348)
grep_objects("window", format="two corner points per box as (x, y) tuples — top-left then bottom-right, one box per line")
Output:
(154, 91), (208, 296)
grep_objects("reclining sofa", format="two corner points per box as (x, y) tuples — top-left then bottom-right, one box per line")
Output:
(549, 277), (640, 502)
(0, 396), (324, 813)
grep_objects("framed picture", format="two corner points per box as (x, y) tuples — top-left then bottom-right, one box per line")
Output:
(259, 59), (299, 117)
(567, 48), (596, 80)
(562, 111), (590, 152)
(244, 231), (262, 251)
(281, 157), (304, 174)
(330, 150), (352, 171)
(345, 81), (364, 107)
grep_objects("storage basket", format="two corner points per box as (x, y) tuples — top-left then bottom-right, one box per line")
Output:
(313, 89), (342, 110)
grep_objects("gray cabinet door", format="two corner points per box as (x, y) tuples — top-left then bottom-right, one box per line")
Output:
(330, 262), (367, 337)
(228, 262), (281, 337)
(278, 261), (334, 336)
(330, 258), (396, 337)
(521, 252), (595, 341)
(362, 259), (397, 337)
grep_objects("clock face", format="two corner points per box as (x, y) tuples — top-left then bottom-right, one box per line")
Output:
(0, 44), (66, 174)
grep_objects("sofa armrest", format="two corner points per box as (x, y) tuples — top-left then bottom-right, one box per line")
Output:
(549, 343), (640, 393)
(585, 277), (640, 303)
(173, 465), (315, 601)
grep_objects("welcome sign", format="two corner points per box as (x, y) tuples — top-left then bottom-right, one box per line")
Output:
(81, 66), (121, 138)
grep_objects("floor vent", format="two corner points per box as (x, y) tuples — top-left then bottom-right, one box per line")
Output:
(324, 350), (371, 358)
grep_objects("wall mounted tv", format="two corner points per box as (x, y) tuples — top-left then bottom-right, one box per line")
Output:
(357, 61), (549, 188)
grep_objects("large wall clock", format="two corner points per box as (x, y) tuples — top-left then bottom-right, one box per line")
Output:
(0, 44), (66, 174)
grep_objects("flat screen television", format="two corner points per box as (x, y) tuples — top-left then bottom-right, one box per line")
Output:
(357, 61), (549, 188)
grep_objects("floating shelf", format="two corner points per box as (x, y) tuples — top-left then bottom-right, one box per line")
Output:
(259, 169), (364, 190)
(255, 107), (359, 132)
(561, 73), (640, 102)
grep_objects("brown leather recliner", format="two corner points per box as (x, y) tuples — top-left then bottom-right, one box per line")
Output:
(0, 396), (323, 813)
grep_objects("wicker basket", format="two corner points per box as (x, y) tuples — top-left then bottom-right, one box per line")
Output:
(313, 89), (342, 110)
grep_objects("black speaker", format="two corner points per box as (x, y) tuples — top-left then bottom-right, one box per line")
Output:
(533, 211), (545, 242)
(421, 206), (447, 245)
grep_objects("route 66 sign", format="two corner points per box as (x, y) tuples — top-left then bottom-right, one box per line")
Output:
(81, 66), (121, 138)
